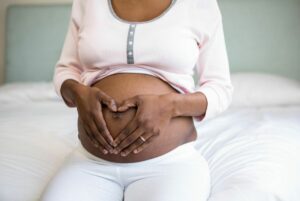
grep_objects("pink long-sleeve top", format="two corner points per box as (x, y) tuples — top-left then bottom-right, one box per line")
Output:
(53, 0), (234, 127)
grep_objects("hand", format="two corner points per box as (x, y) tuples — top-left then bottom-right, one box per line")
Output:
(73, 85), (117, 154)
(113, 93), (175, 156)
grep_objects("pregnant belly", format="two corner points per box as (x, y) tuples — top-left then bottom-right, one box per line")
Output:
(78, 73), (197, 163)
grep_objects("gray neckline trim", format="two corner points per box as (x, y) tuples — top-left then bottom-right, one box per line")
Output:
(107, 0), (177, 25)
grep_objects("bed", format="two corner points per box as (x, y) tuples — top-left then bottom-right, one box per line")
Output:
(0, 0), (300, 201)
(0, 73), (300, 201)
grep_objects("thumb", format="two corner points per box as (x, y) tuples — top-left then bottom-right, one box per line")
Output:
(106, 98), (118, 112)
(96, 90), (117, 112)
(117, 97), (138, 112)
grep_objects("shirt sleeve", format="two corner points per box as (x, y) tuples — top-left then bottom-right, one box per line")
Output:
(53, 0), (85, 107)
(193, 0), (234, 122)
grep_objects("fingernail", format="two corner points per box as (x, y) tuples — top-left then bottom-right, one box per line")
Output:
(121, 152), (126, 156)
(133, 149), (138, 154)
(115, 140), (119, 145)
(112, 142), (118, 147)
(113, 149), (119, 154)
(103, 149), (108, 154)
(112, 104), (117, 111)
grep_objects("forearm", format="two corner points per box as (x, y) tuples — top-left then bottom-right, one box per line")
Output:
(164, 92), (207, 118)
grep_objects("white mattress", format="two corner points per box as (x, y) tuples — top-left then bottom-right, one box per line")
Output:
(0, 73), (300, 201)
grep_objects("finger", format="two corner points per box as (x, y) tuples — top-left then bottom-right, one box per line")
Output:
(89, 120), (113, 153)
(96, 90), (117, 112)
(133, 133), (160, 154)
(117, 97), (138, 112)
(113, 116), (139, 148)
(82, 124), (108, 154)
(82, 123), (98, 147)
(120, 132), (147, 157)
(114, 127), (144, 155)
(93, 103), (114, 146)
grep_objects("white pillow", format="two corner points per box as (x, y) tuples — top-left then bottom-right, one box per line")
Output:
(230, 72), (300, 107)
(0, 82), (59, 104)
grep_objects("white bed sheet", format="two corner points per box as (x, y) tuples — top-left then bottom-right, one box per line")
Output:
(0, 80), (300, 201)
(195, 105), (300, 201)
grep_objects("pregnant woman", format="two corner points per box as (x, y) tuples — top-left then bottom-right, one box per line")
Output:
(41, 0), (233, 200)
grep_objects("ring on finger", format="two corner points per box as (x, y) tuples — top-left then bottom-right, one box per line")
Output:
(140, 135), (146, 142)
(135, 132), (159, 153)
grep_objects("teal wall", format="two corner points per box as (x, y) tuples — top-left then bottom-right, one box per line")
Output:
(5, 4), (71, 83)
(219, 0), (300, 81)
(4, 0), (300, 83)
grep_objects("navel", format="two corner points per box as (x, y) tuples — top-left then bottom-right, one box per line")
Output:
(111, 112), (122, 119)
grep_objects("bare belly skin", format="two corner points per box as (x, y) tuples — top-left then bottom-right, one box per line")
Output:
(78, 73), (197, 163)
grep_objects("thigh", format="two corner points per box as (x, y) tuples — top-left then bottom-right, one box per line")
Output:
(124, 151), (211, 201)
(40, 149), (124, 201)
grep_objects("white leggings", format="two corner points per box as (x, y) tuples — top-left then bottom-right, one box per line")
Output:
(40, 141), (211, 201)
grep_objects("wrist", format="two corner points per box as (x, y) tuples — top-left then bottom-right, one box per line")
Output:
(161, 91), (207, 119)
(159, 92), (182, 118)
(61, 79), (84, 107)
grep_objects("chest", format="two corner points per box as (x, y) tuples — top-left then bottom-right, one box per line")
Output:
(110, 0), (173, 22)
(77, 0), (200, 75)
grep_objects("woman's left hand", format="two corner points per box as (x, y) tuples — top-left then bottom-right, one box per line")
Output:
(112, 93), (175, 156)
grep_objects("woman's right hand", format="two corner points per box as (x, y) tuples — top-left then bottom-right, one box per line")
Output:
(61, 80), (117, 154)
